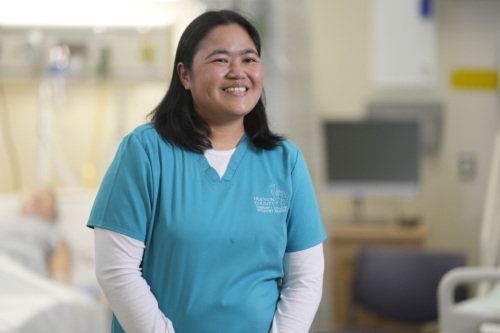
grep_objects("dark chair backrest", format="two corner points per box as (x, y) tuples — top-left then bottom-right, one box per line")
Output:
(352, 247), (466, 323)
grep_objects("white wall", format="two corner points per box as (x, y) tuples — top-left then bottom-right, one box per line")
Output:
(307, 0), (500, 264)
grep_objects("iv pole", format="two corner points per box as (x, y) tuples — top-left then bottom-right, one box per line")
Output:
(36, 44), (78, 188)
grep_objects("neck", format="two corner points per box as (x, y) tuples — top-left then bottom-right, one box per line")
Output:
(209, 124), (245, 150)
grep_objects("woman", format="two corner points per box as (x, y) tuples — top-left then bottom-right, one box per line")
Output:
(88, 9), (326, 333)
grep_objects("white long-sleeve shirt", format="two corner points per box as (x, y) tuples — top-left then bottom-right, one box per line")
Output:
(94, 227), (324, 333)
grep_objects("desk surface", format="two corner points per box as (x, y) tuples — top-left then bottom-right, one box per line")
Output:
(328, 222), (428, 241)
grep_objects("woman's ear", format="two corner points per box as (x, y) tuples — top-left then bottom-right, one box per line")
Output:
(177, 62), (191, 90)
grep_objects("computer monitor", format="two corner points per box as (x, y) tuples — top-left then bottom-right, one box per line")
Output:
(323, 120), (421, 222)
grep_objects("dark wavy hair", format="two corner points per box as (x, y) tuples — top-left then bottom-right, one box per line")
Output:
(148, 9), (283, 153)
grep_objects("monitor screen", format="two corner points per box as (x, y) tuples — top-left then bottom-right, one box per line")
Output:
(323, 121), (421, 198)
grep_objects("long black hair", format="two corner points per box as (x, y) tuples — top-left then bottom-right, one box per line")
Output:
(148, 9), (283, 153)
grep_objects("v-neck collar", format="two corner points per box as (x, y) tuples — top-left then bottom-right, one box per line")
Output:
(196, 133), (250, 182)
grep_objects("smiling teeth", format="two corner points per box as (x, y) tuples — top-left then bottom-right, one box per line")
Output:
(225, 87), (246, 92)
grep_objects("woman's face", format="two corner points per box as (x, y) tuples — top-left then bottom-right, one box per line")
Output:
(178, 24), (263, 126)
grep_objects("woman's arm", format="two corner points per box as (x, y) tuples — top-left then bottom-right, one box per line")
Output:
(271, 243), (325, 333)
(94, 227), (175, 333)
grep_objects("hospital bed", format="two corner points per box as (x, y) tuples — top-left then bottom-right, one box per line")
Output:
(0, 191), (110, 333)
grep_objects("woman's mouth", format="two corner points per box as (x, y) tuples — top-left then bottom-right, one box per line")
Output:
(224, 87), (247, 93)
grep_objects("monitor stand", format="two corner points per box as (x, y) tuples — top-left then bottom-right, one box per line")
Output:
(350, 195), (389, 224)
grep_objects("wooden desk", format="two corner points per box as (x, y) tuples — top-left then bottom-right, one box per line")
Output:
(329, 222), (427, 329)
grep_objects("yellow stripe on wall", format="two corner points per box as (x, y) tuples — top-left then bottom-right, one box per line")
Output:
(451, 69), (498, 90)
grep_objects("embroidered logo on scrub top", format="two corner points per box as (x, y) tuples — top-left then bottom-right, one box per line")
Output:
(253, 184), (289, 213)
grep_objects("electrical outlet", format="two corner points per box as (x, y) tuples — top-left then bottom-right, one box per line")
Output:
(458, 151), (476, 182)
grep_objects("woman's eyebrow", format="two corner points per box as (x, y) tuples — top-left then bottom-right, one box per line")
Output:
(204, 48), (258, 60)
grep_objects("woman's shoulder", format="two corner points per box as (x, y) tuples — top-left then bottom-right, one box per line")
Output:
(123, 123), (179, 155)
(126, 123), (164, 145)
(266, 137), (301, 157)
(128, 123), (158, 139)
(256, 136), (303, 165)
(279, 138), (300, 151)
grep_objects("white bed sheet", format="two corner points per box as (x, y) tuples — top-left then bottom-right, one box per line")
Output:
(0, 253), (108, 333)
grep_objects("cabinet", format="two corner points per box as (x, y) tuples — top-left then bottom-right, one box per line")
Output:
(329, 223), (427, 329)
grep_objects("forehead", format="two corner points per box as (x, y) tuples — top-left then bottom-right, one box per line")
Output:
(197, 24), (257, 53)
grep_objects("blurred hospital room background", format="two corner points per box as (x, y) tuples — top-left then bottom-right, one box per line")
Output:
(1, 0), (499, 332)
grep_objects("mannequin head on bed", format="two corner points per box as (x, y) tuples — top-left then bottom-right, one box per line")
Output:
(19, 187), (57, 223)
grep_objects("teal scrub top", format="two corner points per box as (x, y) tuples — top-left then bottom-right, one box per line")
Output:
(87, 124), (327, 333)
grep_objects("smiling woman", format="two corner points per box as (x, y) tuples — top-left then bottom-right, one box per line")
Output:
(149, 9), (282, 154)
(176, 24), (263, 149)
(87, 9), (327, 333)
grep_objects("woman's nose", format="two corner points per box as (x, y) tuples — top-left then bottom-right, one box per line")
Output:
(227, 62), (246, 79)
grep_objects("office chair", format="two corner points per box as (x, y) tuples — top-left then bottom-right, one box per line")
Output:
(331, 246), (466, 333)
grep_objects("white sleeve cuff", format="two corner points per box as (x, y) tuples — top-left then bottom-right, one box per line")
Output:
(271, 243), (325, 333)
(94, 227), (175, 333)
